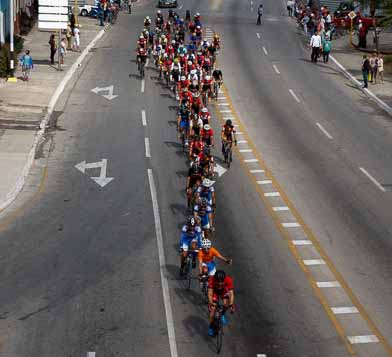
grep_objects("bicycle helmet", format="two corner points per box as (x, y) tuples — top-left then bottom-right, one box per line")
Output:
(201, 107), (208, 113)
(205, 75), (211, 81)
(203, 124), (210, 131)
(225, 119), (232, 126)
(181, 75), (186, 81)
(215, 270), (226, 282)
(201, 238), (211, 249)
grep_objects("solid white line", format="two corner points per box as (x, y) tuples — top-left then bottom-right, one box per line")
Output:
(288, 89), (300, 103)
(316, 122), (333, 140)
(147, 169), (179, 357)
(272, 64), (280, 74)
(303, 259), (325, 266)
(87, 353), (96, 357)
(145, 137), (151, 157)
(273, 206), (289, 211)
(141, 110), (147, 126)
(292, 240), (312, 245)
(239, 149), (252, 153)
(256, 33), (261, 39)
(348, 335), (379, 344)
(141, 79), (145, 93)
(257, 180), (272, 185)
(359, 167), (386, 192)
(262, 46), (268, 55)
(316, 281), (341, 288)
(264, 192), (280, 197)
(244, 158), (258, 163)
(237, 140), (247, 144)
(331, 306), (359, 314)
(282, 222), (300, 228)
(250, 169), (264, 173)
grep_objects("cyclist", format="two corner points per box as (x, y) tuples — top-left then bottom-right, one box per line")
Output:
(196, 177), (216, 207)
(207, 270), (235, 336)
(200, 146), (215, 178)
(198, 239), (231, 277)
(177, 100), (190, 143)
(136, 47), (147, 73)
(144, 16), (151, 28)
(186, 158), (203, 208)
(200, 107), (211, 125)
(221, 119), (237, 159)
(179, 216), (202, 275)
(193, 197), (214, 232)
(137, 34), (147, 49)
(190, 112), (203, 138)
(200, 123), (214, 147)
(212, 67), (223, 98)
(189, 135), (205, 161)
(213, 33), (220, 50)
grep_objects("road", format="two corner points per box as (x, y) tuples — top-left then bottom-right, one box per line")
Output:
(0, 0), (391, 356)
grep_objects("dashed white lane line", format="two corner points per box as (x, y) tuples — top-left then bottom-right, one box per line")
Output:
(257, 180), (272, 184)
(257, 355), (267, 357)
(217, 96), (226, 100)
(292, 240), (312, 246)
(282, 222), (301, 228)
(141, 79), (145, 93)
(272, 64), (280, 74)
(250, 169), (265, 173)
(359, 167), (386, 192)
(236, 131), (244, 135)
(288, 89), (301, 103)
(303, 259), (326, 266)
(316, 281), (341, 288)
(218, 102), (230, 106)
(220, 110), (232, 113)
(237, 140), (248, 144)
(244, 158), (258, 163)
(145, 137), (151, 158)
(348, 335), (379, 344)
(332, 306), (359, 315)
(262, 46), (268, 55)
(141, 110), (147, 126)
(256, 32), (261, 39)
(264, 192), (280, 197)
(147, 169), (179, 357)
(239, 149), (253, 153)
(316, 122), (333, 140)
(272, 206), (289, 211)
(87, 353), (95, 357)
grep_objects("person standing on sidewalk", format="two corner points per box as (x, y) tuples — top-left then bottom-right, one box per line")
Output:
(49, 34), (56, 65)
(362, 55), (371, 88)
(19, 49), (33, 81)
(369, 52), (378, 84)
(322, 34), (331, 63)
(66, 23), (73, 50)
(287, 0), (294, 16)
(73, 25), (81, 52)
(377, 54), (384, 84)
(60, 37), (67, 65)
(310, 30), (322, 63)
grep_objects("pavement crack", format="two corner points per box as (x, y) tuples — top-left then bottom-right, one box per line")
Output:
(18, 304), (50, 321)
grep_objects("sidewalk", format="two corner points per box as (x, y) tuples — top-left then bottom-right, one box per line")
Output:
(0, 16), (107, 211)
(331, 30), (392, 108)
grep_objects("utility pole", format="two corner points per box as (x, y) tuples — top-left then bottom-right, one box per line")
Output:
(8, 0), (17, 82)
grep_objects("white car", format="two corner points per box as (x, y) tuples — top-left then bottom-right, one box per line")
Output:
(72, 4), (93, 16)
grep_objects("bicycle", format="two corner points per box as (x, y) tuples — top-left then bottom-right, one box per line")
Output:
(213, 81), (219, 100)
(211, 299), (225, 353)
(199, 273), (209, 303)
(179, 127), (189, 153)
(138, 59), (146, 78)
(183, 249), (198, 290)
(223, 140), (233, 168)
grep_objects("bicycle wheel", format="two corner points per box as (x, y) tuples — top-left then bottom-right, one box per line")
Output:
(185, 258), (192, 290)
(215, 319), (223, 353)
(227, 149), (232, 168)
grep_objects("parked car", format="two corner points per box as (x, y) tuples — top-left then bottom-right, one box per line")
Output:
(158, 0), (177, 8)
(70, 4), (94, 16)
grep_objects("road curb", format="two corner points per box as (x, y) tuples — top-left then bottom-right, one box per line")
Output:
(329, 54), (392, 117)
(0, 26), (108, 213)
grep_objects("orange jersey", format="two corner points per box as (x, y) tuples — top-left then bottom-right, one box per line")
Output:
(198, 247), (223, 263)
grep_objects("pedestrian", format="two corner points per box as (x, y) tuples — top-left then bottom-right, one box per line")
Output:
(287, 0), (294, 16)
(48, 34), (56, 64)
(377, 54), (384, 84)
(301, 13), (309, 37)
(66, 23), (73, 50)
(256, 4), (263, 25)
(322, 34), (331, 63)
(73, 25), (81, 52)
(369, 52), (378, 84)
(70, 13), (76, 34)
(358, 20), (367, 48)
(310, 30), (322, 63)
(60, 37), (67, 65)
(98, 3), (105, 26)
(362, 55), (371, 88)
(19, 49), (33, 81)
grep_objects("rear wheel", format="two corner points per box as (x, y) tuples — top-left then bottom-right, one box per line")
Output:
(215, 318), (223, 353)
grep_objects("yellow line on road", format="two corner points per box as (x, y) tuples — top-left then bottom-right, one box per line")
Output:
(214, 84), (392, 356)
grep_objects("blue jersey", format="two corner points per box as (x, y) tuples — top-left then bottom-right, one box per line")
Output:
(193, 204), (212, 227)
(196, 186), (214, 205)
(179, 225), (202, 249)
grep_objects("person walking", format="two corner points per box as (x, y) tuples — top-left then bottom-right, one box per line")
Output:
(362, 55), (371, 88)
(310, 30), (322, 63)
(377, 54), (384, 84)
(73, 25), (81, 52)
(19, 49), (33, 81)
(369, 52), (378, 84)
(301, 13), (310, 37)
(287, 0), (294, 16)
(60, 37), (67, 65)
(322, 34), (331, 63)
(66, 23), (73, 50)
(256, 4), (263, 25)
(48, 34), (56, 64)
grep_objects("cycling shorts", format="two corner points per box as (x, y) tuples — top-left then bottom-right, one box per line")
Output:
(180, 120), (190, 129)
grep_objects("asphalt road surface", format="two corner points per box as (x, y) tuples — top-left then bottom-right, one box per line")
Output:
(0, 0), (391, 356)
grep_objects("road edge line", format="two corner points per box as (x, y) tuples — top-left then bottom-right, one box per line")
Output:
(147, 169), (178, 357)
(0, 26), (108, 213)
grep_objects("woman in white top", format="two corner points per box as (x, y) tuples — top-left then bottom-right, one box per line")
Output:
(73, 26), (81, 52)
(377, 54), (384, 84)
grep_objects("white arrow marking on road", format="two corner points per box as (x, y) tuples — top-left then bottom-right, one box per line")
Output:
(91, 85), (118, 100)
(215, 163), (227, 178)
(87, 353), (96, 357)
(75, 159), (114, 187)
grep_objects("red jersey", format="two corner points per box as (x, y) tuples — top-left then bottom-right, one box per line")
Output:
(208, 276), (234, 295)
